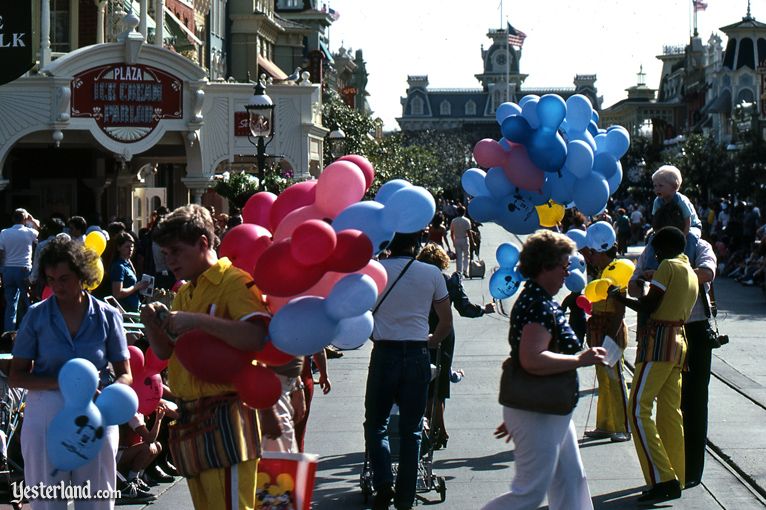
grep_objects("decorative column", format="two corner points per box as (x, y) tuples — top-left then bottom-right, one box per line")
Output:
(95, 0), (107, 43)
(138, 0), (148, 39)
(153, 0), (165, 47)
(181, 177), (213, 205)
(40, 0), (51, 67)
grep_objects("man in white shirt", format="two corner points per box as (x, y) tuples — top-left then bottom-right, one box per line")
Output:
(450, 206), (473, 276)
(0, 209), (39, 331)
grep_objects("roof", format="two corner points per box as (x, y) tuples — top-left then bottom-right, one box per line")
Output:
(708, 89), (732, 114)
(720, 16), (766, 32)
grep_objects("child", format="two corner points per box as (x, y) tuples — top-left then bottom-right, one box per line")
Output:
(651, 165), (702, 237)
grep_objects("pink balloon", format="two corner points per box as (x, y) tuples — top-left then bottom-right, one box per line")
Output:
(339, 155), (375, 190)
(357, 260), (388, 294)
(144, 347), (168, 375)
(242, 192), (277, 226)
(504, 143), (546, 192)
(291, 220), (337, 265)
(272, 204), (322, 241)
(270, 181), (316, 231)
(219, 223), (272, 276)
(135, 373), (164, 415)
(315, 161), (366, 217)
(473, 139), (509, 168)
(128, 345), (145, 377)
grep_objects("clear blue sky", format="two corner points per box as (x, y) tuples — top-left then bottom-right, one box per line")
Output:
(327, 0), (757, 131)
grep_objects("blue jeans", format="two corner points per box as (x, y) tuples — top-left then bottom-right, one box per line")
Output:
(364, 342), (431, 508)
(2, 267), (30, 332)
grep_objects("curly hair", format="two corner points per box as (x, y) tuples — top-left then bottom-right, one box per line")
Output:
(37, 236), (102, 288)
(417, 243), (450, 270)
(152, 204), (218, 249)
(517, 230), (576, 279)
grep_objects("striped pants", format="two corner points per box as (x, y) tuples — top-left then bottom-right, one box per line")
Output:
(595, 360), (629, 433)
(629, 361), (685, 487)
(187, 460), (259, 510)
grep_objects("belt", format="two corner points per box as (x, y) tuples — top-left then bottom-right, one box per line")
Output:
(373, 340), (428, 348)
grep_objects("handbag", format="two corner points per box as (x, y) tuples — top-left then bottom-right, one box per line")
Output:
(701, 282), (729, 349)
(498, 323), (579, 415)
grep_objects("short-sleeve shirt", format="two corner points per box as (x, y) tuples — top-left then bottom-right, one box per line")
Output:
(12, 293), (129, 378)
(110, 258), (140, 312)
(653, 193), (701, 229)
(509, 280), (583, 358)
(168, 257), (270, 400)
(650, 254), (698, 323)
(450, 216), (472, 242)
(630, 210), (643, 224)
(372, 257), (448, 342)
(0, 224), (38, 268)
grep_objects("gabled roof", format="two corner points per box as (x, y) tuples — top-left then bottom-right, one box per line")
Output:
(720, 16), (766, 33)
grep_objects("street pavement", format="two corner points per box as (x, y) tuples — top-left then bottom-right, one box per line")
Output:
(39, 223), (765, 510)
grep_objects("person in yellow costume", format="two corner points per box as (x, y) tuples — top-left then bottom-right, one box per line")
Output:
(581, 244), (631, 443)
(610, 226), (698, 505)
(141, 204), (271, 510)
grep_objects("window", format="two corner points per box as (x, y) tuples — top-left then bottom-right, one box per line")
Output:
(411, 96), (424, 115)
(440, 100), (451, 116)
(465, 100), (477, 116)
(50, 0), (70, 52)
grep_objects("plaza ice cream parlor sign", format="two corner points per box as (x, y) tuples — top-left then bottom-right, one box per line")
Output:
(71, 64), (183, 142)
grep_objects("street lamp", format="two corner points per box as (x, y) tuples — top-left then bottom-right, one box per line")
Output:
(327, 128), (347, 159)
(245, 78), (275, 191)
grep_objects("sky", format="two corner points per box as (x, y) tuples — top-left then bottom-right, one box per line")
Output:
(326, 0), (762, 131)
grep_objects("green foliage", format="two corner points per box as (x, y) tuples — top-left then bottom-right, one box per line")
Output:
(212, 171), (259, 209)
(662, 133), (734, 202)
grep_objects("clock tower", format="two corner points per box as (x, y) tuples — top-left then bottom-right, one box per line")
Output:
(474, 27), (528, 114)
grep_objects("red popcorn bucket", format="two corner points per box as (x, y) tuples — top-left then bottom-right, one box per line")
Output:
(256, 451), (319, 510)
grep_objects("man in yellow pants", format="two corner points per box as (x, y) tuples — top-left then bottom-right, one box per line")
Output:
(142, 204), (273, 510)
(611, 226), (698, 505)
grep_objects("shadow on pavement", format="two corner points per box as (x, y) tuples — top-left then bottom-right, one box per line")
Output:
(434, 449), (514, 472)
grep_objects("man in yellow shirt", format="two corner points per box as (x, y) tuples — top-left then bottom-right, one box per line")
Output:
(141, 204), (271, 510)
(611, 226), (698, 505)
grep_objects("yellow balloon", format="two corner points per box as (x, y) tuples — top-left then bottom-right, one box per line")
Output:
(535, 201), (565, 228)
(84, 258), (104, 291)
(256, 472), (271, 489)
(267, 484), (284, 496)
(276, 473), (294, 492)
(85, 231), (107, 256)
(602, 259), (635, 289)
(584, 278), (611, 302)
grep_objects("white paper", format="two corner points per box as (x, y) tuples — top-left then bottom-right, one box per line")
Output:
(139, 274), (155, 297)
(601, 335), (623, 368)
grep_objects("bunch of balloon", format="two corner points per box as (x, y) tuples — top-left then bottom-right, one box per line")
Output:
(48, 359), (137, 471)
(81, 230), (107, 292)
(489, 243), (525, 300)
(461, 93), (631, 236)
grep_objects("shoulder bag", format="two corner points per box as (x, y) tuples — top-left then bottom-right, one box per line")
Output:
(701, 282), (728, 349)
(498, 321), (579, 415)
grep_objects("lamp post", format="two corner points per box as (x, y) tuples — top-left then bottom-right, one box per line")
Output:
(244, 78), (275, 191)
(327, 128), (347, 159)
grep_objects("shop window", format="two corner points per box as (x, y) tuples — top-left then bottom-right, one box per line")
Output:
(50, 0), (71, 52)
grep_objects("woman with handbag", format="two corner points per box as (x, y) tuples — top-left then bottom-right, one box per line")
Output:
(483, 230), (606, 510)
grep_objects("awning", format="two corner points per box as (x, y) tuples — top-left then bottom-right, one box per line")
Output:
(257, 55), (288, 80)
(708, 89), (732, 114)
(163, 6), (203, 46)
(319, 40), (334, 64)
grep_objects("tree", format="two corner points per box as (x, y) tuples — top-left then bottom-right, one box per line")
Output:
(663, 134), (733, 203)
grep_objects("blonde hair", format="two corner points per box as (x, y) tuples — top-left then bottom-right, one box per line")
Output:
(652, 165), (682, 190)
(517, 230), (576, 279)
(417, 243), (450, 270)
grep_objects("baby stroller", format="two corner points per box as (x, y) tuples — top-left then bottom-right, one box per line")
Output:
(0, 355), (27, 510)
(360, 350), (447, 505)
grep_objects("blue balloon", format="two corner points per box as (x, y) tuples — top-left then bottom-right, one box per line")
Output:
(58, 358), (99, 406)
(607, 161), (623, 195)
(565, 269), (587, 293)
(467, 196), (500, 223)
(331, 312), (374, 350)
(501, 115), (531, 145)
(375, 179), (409, 205)
(521, 99), (540, 129)
(461, 168), (489, 197)
(48, 402), (104, 471)
(489, 268), (523, 299)
(566, 229), (588, 250)
(573, 173), (609, 217)
(587, 120), (599, 137)
(496, 102), (522, 125)
(565, 94), (593, 131)
(569, 253), (587, 273)
(606, 125), (631, 157)
(496, 195), (540, 235)
(325, 274), (378, 321)
(270, 297), (337, 356)
(380, 186), (436, 233)
(96, 384), (138, 426)
(333, 201), (394, 255)
(516, 186), (550, 207)
(592, 152), (618, 179)
(545, 170), (577, 205)
(496, 243), (520, 268)
(498, 137), (512, 151)
(586, 221), (617, 252)
(536, 94), (566, 130)
(566, 140), (595, 179)
(518, 94), (539, 108)
(594, 133), (608, 152)
(485, 167), (515, 198)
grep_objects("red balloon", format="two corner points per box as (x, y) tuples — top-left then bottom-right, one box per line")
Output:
(576, 294), (593, 315)
(174, 330), (252, 384)
(270, 181), (317, 232)
(128, 345), (145, 380)
(219, 223), (272, 275)
(136, 373), (163, 415)
(327, 230), (373, 273)
(42, 286), (53, 300)
(253, 341), (295, 366)
(253, 240), (325, 297)
(339, 154), (375, 190)
(144, 347), (168, 375)
(504, 143), (546, 192)
(234, 364), (282, 409)
(291, 220), (336, 265)
(473, 138), (509, 169)
(242, 192), (277, 227)
(171, 280), (186, 292)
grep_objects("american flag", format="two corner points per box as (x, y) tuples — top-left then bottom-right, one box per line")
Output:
(507, 22), (527, 48)
(693, 0), (707, 12)
(328, 7), (340, 21)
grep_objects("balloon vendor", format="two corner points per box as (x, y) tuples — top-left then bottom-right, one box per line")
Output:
(140, 204), (272, 510)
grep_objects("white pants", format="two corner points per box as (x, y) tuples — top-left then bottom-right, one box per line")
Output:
(455, 239), (470, 274)
(21, 390), (119, 510)
(261, 374), (298, 453)
(482, 406), (593, 510)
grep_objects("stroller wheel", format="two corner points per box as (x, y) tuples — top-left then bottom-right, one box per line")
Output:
(437, 476), (446, 502)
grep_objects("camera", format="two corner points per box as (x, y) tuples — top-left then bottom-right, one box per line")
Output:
(714, 334), (730, 348)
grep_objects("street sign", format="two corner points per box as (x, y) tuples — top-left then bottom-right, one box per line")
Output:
(71, 64), (184, 143)
(0, 3), (34, 86)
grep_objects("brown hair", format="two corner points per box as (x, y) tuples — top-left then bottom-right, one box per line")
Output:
(417, 243), (450, 270)
(152, 204), (218, 249)
(37, 236), (102, 288)
(517, 230), (576, 279)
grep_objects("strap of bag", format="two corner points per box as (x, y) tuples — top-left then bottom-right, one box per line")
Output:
(372, 258), (415, 316)
(700, 282), (719, 333)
